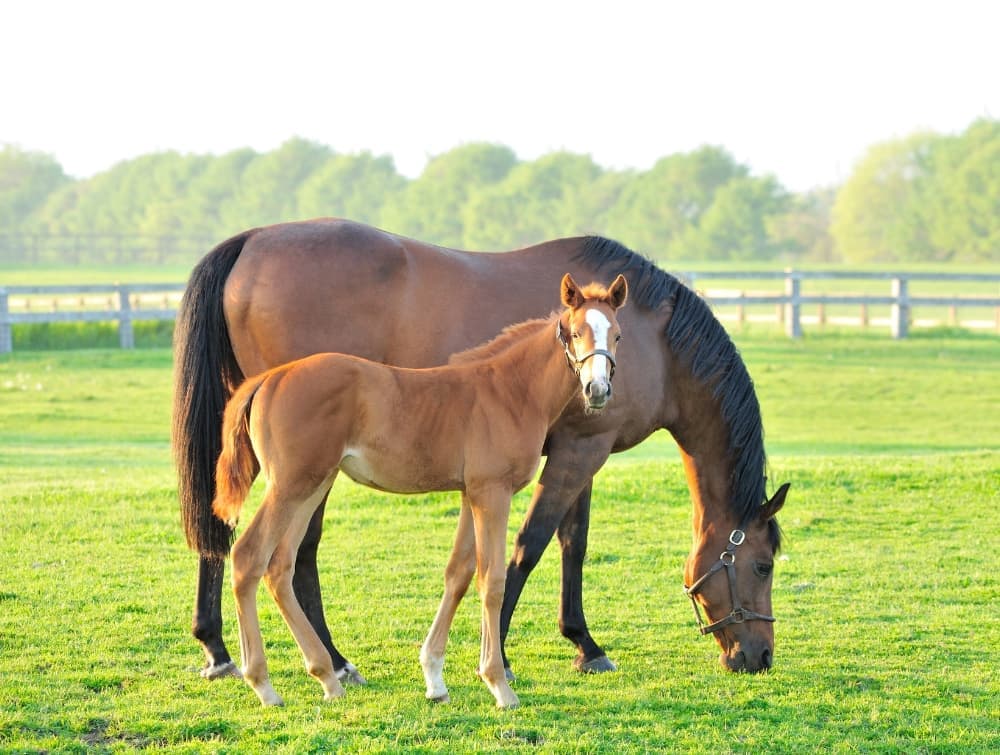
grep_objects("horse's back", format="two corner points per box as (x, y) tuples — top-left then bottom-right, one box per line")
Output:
(223, 219), (579, 376)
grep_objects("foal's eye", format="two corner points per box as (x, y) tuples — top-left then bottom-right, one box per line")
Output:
(615, 334), (622, 343)
(753, 561), (773, 578)
(571, 331), (581, 340)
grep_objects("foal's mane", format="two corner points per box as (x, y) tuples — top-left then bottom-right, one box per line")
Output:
(449, 317), (553, 366)
(573, 236), (778, 549)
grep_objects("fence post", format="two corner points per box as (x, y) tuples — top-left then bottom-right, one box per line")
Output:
(0, 289), (11, 354)
(784, 269), (801, 338)
(891, 277), (909, 339)
(118, 286), (134, 349)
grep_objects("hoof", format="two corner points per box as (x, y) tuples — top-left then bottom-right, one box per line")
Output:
(427, 692), (450, 704)
(504, 666), (516, 683)
(574, 655), (617, 674)
(496, 693), (521, 710)
(257, 689), (285, 707)
(201, 661), (242, 680)
(337, 663), (367, 686)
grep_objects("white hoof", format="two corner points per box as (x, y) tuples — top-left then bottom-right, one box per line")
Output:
(201, 661), (242, 680)
(337, 662), (367, 686)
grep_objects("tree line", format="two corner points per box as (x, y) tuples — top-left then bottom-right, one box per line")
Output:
(1, 118), (996, 266)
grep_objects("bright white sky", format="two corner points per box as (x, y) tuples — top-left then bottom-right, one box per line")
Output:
(4, 0), (997, 191)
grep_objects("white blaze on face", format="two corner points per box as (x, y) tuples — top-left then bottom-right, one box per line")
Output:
(582, 308), (612, 389)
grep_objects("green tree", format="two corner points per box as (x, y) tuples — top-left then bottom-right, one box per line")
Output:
(380, 143), (517, 246)
(682, 175), (790, 260)
(461, 152), (611, 249)
(0, 145), (70, 230)
(830, 132), (938, 262)
(767, 187), (836, 262)
(605, 146), (747, 258)
(218, 137), (333, 229)
(296, 152), (406, 225)
(924, 119), (1000, 262)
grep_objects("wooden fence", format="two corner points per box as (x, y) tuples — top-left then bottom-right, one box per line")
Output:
(1, 272), (998, 353)
(0, 284), (185, 353)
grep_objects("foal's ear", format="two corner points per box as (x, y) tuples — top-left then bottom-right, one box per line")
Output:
(561, 273), (585, 309)
(760, 482), (790, 521)
(608, 274), (628, 310)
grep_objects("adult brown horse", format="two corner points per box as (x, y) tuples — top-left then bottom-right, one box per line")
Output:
(173, 219), (789, 683)
(210, 274), (626, 708)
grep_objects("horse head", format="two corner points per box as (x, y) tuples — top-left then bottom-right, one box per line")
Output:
(558, 273), (628, 412)
(684, 482), (789, 672)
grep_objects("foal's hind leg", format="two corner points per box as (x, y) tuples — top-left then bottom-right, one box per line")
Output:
(231, 486), (288, 706)
(265, 479), (345, 702)
(420, 498), (476, 703)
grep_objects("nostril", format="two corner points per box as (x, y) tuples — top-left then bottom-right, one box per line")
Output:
(761, 648), (772, 669)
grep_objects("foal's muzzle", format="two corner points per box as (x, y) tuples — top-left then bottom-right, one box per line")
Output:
(584, 376), (612, 408)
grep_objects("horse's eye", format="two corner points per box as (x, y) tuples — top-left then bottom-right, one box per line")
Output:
(615, 334), (622, 343)
(571, 331), (581, 340)
(753, 561), (773, 578)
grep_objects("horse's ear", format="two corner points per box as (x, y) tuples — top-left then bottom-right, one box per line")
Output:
(608, 274), (628, 310)
(561, 273), (585, 309)
(761, 482), (790, 521)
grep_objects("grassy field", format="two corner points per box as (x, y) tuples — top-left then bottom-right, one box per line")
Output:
(1, 329), (998, 752)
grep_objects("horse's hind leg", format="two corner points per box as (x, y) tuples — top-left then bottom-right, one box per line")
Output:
(420, 497), (476, 703)
(265, 480), (345, 702)
(293, 493), (365, 685)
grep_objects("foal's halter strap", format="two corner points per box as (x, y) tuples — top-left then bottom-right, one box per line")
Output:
(683, 529), (776, 635)
(555, 318), (617, 379)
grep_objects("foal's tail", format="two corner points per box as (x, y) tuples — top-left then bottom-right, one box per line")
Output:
(172, 230), (256, 559)
(211, 373), (267, 535)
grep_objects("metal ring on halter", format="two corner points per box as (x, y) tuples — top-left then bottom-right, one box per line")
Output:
(683, 528), (776, 636)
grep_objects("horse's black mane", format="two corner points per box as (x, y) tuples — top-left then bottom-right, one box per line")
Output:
(574, 236), (778, 549)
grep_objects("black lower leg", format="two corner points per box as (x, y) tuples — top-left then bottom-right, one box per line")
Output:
(192, 555), (234, 673)
(557, 482), (613, 671)
(292, 496), (353, 673)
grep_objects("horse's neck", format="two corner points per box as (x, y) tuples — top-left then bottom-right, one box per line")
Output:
(671, 376), (738, 537)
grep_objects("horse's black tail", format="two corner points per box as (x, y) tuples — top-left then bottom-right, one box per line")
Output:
(172, 230), (256, 558)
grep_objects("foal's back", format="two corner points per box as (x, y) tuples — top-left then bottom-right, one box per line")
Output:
(247, 327), (552, 498)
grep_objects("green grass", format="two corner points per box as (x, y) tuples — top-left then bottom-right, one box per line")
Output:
(1, 331), (998, 752)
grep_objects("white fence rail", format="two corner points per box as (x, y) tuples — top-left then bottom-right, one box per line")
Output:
(0, 284), (185, 353)
(1, 273), (998, 353)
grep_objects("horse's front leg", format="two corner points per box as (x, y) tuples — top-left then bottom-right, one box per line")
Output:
(557, 481), (617, 673)
(293, 493), (366, 685)
(500, 431), (614, 678)
(419, 497), (476, 702)
(469, 485), (519, 709)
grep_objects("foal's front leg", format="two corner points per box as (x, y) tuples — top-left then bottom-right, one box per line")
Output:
(420, 498), (476, 702)
(469, 484), (519, 709)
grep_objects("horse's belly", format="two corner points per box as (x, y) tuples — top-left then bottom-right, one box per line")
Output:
(339, 450), (461, 494)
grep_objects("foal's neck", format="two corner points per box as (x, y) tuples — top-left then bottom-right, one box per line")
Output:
(490, 315), (578, 425)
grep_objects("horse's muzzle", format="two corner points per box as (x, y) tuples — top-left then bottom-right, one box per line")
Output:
(584, 379), (612, 410)
(722, 646), (773, 673)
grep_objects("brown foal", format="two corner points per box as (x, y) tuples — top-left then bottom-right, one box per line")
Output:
(211, 273), (627, 708)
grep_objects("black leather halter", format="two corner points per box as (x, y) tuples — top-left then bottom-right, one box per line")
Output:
(556, 318), (616, 379)
(683, 529), (776, 635)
